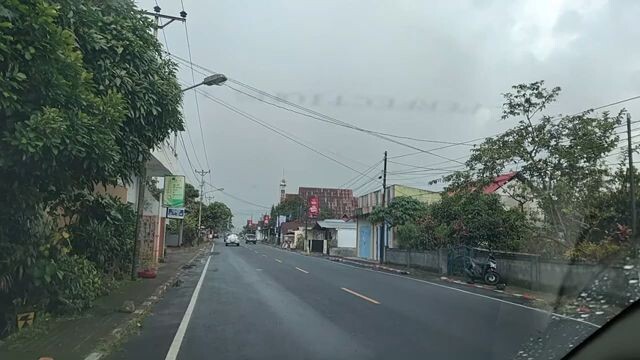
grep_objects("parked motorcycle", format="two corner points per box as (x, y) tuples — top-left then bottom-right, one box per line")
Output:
(464, 252), (501, 285)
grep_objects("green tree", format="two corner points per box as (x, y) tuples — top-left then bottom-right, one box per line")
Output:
(271, 195), (304, 222)
(369, 196), (428, 228)
(201, 201), (233, 232)
(397, 192), (531, 251)
(448, 81), (623, 247)
(0, 0), (183, 324)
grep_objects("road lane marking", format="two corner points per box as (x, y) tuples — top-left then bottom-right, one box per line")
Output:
(341, 287), (380, 305)
(274, 259), (283, 263)
(265, 245), (600, 329)
(262, 254), (267, 257)
(165, 243), (214, 360)
(295, 267), (309, 274)
(256, 269), (263, 271)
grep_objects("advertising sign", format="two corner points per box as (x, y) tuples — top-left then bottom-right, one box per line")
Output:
(308, 195), (319, 218)
(263, 215), (271, 225)
(163, 176), (185, 207)
(166, 207), (185, 219)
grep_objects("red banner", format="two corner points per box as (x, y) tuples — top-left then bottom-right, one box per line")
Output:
(308, 196), (319, 218)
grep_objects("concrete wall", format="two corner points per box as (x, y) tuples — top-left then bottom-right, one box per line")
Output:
(337, 228), (356, 248)
(385, 248), (629, 297)
(330, 247), (356, 257)
(386, 249), (447, 274)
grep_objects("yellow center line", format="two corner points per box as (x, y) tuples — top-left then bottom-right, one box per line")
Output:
(341, 287), (380, 305)
(274, 259), (283, 263)
(295, 267), (309, 274)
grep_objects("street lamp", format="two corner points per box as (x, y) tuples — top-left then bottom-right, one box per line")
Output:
(181, 73), (227, 93)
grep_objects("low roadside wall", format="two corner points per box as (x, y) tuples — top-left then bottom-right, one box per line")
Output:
(330, 247), (356, 257)
(385, 248), (629, 298)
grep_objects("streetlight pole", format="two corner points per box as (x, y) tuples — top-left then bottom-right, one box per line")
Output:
(195, 169), (210, 237)
(627, 113), (637, 253)
(380, 151), (387, 264)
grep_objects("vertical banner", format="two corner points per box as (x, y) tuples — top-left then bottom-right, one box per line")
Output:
(162, 176), (185, 207)
(308, 195), (319, 218)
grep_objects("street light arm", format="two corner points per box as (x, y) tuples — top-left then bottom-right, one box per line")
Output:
(180, 74), (227, 93)
(180, 81), (204, 93)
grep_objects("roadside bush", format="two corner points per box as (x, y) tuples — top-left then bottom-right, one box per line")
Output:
(58, 192), (135, 277)
(49, 255), (104, 313)
(565, 241), (631, 263)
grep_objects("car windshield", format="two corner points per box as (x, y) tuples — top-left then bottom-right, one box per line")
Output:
(1, 1), (639, 359)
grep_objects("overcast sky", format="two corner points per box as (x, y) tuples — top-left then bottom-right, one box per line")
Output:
(137, 0), (640, 228)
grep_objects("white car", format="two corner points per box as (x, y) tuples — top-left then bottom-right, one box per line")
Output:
(225, 234), (240, 247)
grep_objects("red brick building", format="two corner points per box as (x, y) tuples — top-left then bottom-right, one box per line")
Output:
(298, 187), (357, 218)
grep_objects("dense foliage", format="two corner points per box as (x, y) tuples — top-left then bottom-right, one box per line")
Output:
(0, 0), (183, 334)
(396, 192), (531, 251)
(448, 81), (623, 248)
(167, 183), (233, 245)
(369, 196), (428, 227)
(58, 192), (136, 277)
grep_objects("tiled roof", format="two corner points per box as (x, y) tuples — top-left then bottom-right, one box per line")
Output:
(483, 171), (519, 194)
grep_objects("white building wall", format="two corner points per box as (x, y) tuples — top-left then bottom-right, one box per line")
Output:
(337, 228), (356, 248)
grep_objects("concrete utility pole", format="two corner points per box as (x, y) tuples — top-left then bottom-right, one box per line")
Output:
(131, 6), (187, 279)
(379, 151), (388, 264)
(195, 169), (211, 235)
(627, 113), (637, 251)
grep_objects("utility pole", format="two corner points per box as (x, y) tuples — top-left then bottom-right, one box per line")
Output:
(195, 169), (210, 237)
(131, 6), (186, 279)
(627, 113), (637, 252)
(380, 151), (388, 264)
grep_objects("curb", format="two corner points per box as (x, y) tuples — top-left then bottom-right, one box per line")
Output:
(83, 243), (210, 360)
(328, 257), (410, 275)
(438, 276), (540, 301)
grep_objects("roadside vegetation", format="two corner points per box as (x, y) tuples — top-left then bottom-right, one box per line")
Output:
(376, 81), (635, 263)
(0, 0), (184, 338)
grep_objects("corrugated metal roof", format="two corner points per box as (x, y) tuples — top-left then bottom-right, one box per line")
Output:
(315, 219), (356, 229)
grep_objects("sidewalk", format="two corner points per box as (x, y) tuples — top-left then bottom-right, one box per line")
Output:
(0, 243), (209, 360)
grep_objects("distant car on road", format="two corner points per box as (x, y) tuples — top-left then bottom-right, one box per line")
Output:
(225, 234), (240, 247)
(245, 234), (257, 245)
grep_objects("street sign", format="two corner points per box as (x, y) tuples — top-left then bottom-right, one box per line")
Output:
(16, 312), (35, 330)
(166, 207), (185, 219)
(308, 195), (319, 218)
(163, 176), (185, 207)
(263, 215), (270, 225)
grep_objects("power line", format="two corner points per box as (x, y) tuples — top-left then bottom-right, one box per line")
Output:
(224, 83), (475, 148)
(222, 82), (464, 164)
(204, 181), (270, 209)
(168, 52), (640, 172)
(338, 159), (383, 189)
(166, 53), (466, 165)
(181, 14), (212, 185)
(193, 87), (382, 184)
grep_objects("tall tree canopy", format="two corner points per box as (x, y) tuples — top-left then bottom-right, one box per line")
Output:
(0, 0), (183, 213)
(447, 81), (623, 246)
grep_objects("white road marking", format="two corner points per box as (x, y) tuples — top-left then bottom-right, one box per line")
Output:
(295, 267), (309, 274)
(256, 268), (263, 271)
(84, 352), (103, 360)
(274, 258), (283, 263)
(262, 254), (267, 257)
(341, 287), (380, 304)
(165, 243), (214, 360)
(265, 246), (601, 329)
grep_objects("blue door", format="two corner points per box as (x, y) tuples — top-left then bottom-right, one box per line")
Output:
(358, 224), (371, 259)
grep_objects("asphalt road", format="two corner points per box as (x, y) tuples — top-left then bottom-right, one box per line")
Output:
(108, 241), (597, 360)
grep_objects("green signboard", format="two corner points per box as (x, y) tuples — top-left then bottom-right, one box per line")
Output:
(163, 176), (185, 207)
